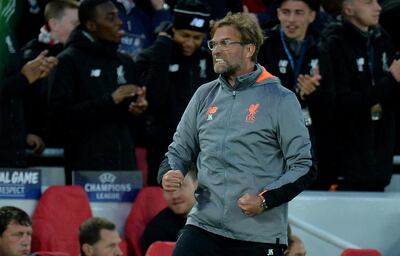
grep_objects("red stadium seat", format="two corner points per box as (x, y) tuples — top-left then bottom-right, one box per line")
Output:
(125, 186), (167, 256)
(31, 185), (92, 256)
(29, 252), (70, 256)
(341, 248), (382, 256)
(145, 241), (176, 256)
(119, 238), (129, 256)
(135, 147), (148, 185)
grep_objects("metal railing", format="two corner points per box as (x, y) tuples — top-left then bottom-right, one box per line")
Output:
(26, 148), (64, 158)
(28, 148), (400, 165)
(289, 215), (360, 250)
(393, 155), (400, 165)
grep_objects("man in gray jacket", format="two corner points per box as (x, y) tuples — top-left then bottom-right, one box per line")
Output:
(159, 13), (315, 256)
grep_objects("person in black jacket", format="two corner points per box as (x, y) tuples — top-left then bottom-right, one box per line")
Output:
(136, 0), (216, 185)
(318, 0), (400, 191)
(380, 0), (400, 158)
(1, 0), (58, 168)
(48, 0), (148, 183)
(258, 0), (337, 189)
(141, 166), (197, 254)
(22, 0), (79, 147)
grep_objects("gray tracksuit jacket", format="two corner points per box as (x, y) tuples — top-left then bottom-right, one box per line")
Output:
(159, 64), (315, 244)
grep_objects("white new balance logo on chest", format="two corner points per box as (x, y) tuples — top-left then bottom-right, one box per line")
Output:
(90, 69), (101, 77)
(267, 249), (274, 255)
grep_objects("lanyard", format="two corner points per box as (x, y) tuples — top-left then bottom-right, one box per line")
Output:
(280, 29), (308, 90)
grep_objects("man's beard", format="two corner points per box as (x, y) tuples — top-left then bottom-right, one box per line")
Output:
(214, 63), (241, 78)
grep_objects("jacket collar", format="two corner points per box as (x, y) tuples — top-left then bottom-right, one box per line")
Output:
(66, 26), (119, 58)
(341, 18), (381, 45)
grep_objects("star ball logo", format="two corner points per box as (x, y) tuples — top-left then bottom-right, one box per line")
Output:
(99, 172), (116, 184)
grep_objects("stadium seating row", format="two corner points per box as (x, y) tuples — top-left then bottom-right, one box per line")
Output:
(28, 185), (382, 256)
(29, 185), (169, 256)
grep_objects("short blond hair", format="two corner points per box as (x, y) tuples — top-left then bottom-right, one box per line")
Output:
(44, 0), (79, 22)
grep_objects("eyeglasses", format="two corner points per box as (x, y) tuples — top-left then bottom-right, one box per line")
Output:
(207, 39), (244, 51)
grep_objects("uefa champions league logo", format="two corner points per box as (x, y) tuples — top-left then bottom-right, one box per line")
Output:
(99, 172), (116, 184)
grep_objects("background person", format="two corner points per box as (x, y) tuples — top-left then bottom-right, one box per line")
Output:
(79, 217), (123, 256)
(136, 0), (216, 185)
(0, 206), (32, 256)
(141, 166), (198, 253)
(318, 0), (400, 191)
(48, 0), (148, 183)
(21, 0), (80, 148)
(1, 0), (58, 168)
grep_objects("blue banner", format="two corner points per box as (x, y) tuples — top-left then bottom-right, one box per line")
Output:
(73, 171), (143, 202)
(0, 168), (41, 199)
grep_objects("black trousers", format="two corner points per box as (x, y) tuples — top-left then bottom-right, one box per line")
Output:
(172, 225), (286, 256)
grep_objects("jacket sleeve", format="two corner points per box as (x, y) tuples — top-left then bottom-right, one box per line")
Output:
(262, 93), (315, 209)
(0, 73), (29, 99)
(136, 36), (174, 111)
(48, 55), (121, 127)
(0, 32), (29, 99)
(157, 87), (202, 183)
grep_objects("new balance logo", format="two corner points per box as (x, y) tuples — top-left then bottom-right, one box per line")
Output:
(169, 64), (179, 72)
(90, 69), (101, 77)
(267, 249), (274, 255)
(190, 18), (205, 28)
(207, 105), (218, 121)
(356, 57), (365, 72)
